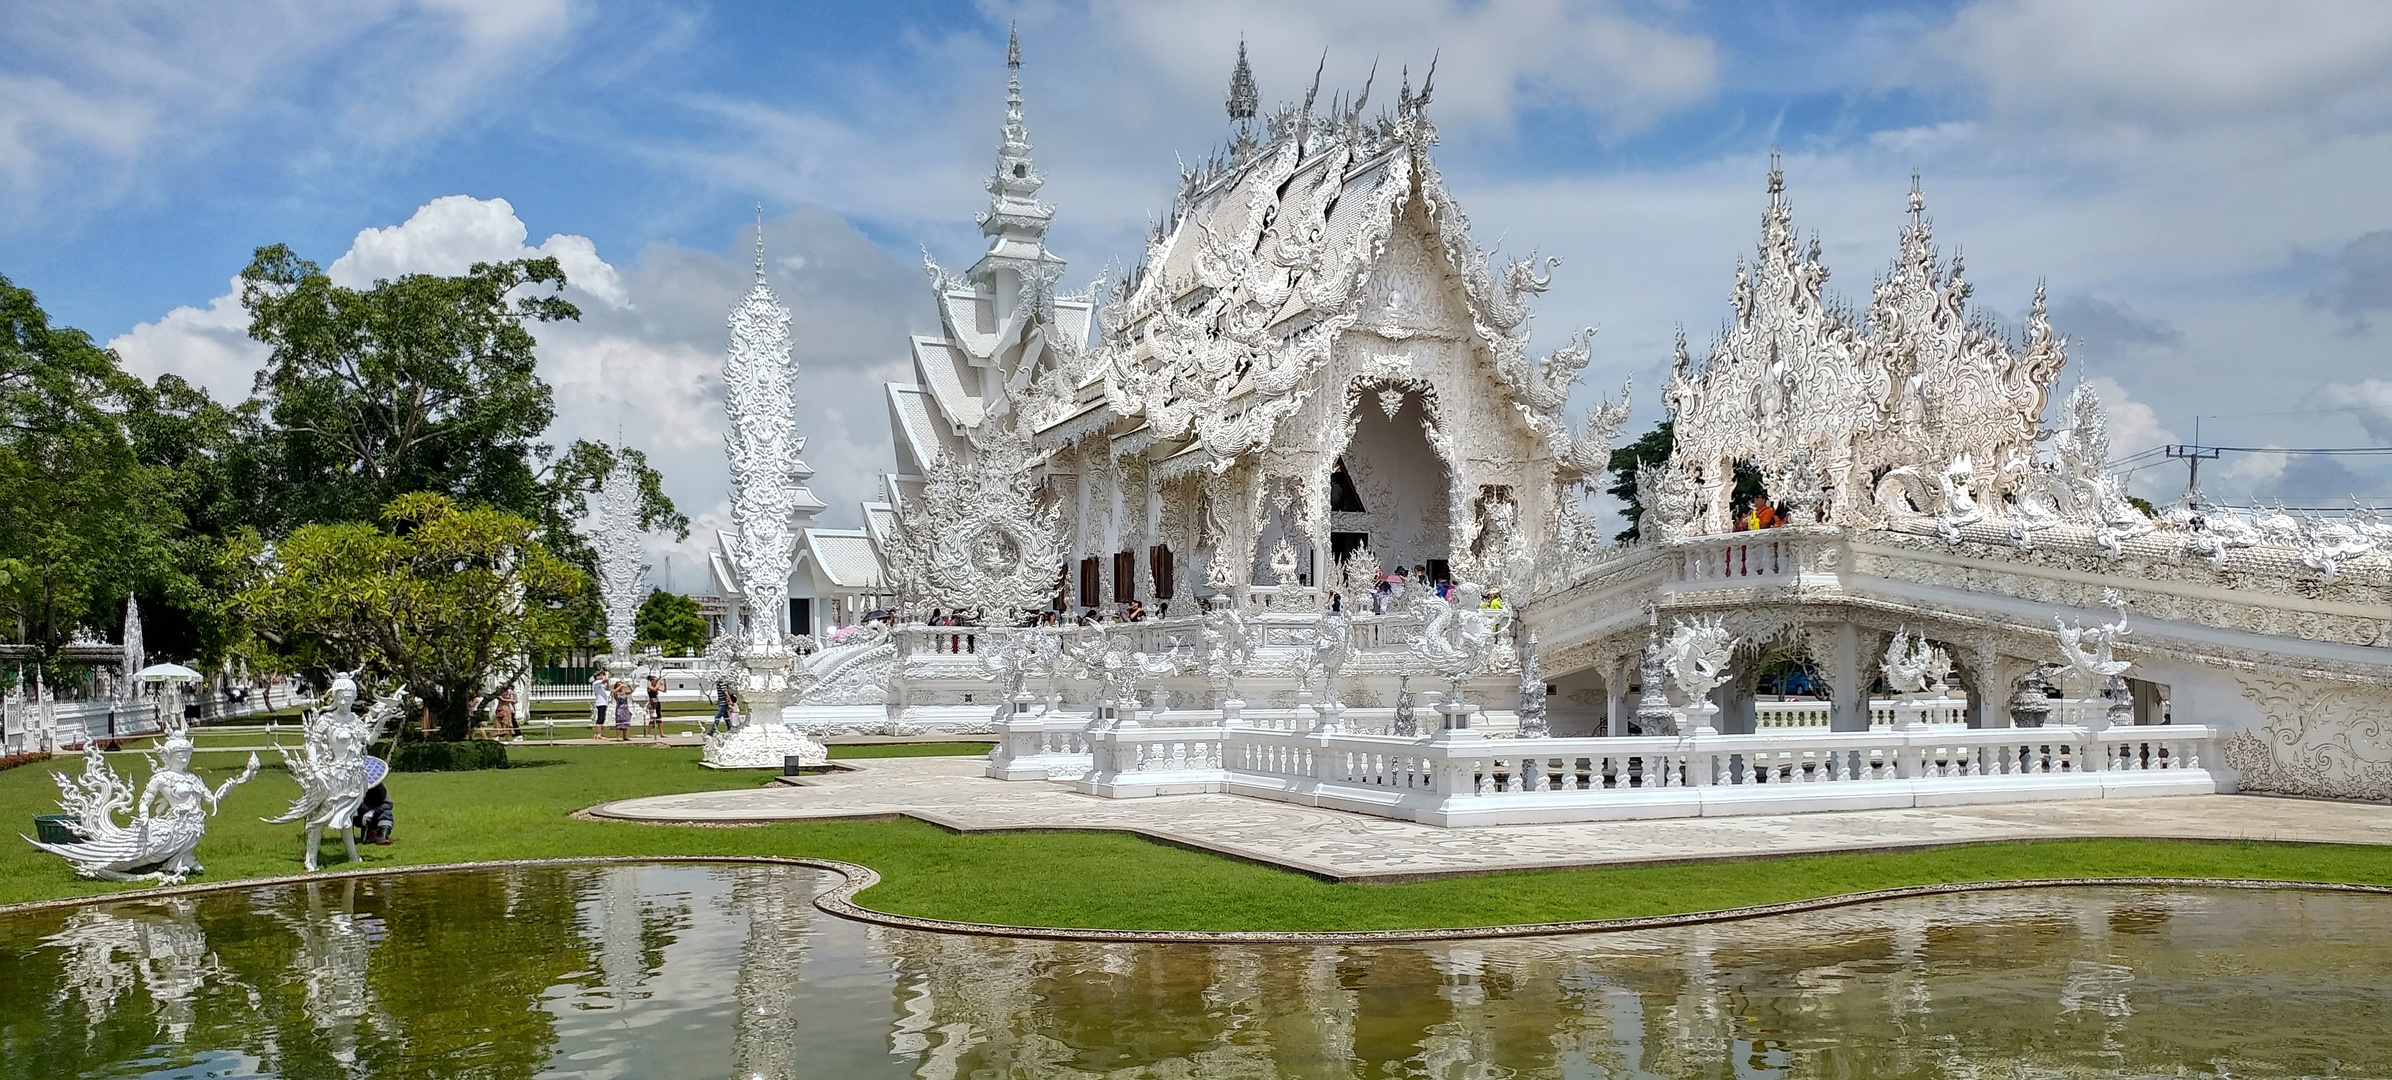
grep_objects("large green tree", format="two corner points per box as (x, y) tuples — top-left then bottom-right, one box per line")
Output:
(239, 245), (578, 530)
(634, 588), (707, 656)
(0, 273), (186, 672)
(237, 246), (684, 647)
(229, 493), (584, 740)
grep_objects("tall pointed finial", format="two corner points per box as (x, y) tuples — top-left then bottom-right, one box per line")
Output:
(1007, 21), (1020, 70)
(752, 203), (766, 283)
(1766, 148), (1784, 202)
(1226, 38), (1259, 123)
(1302, 49), (1326, 115)
(1907, 170), (1925, 218)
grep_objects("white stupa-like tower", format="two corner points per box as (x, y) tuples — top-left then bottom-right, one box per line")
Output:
(703, 216), (829, 768)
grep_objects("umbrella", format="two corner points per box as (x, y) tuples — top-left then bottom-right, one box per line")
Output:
(363, 756), (390, 786)
(132, 663), (206, 683)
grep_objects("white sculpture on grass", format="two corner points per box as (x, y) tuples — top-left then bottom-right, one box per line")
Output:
(589, 457), (650, 667)
(1662, 615), (1735, 735)
(704, 218), (828, 770)
(263, 673), (398, 872)
(28, 715), (259, 884)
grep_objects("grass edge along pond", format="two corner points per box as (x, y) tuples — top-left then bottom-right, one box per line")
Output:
(3, 744), (2388, 931)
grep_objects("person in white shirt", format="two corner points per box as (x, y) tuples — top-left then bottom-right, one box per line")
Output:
(590, 672), (610, 740)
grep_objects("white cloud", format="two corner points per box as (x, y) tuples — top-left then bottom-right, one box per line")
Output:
(328, 194), (628, 308)
(1908, 0), (2392, 137)
(108, 278), (262, 402)
(2224, 445), (2291, 488)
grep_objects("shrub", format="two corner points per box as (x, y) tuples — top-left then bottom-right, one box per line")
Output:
(392, 739), (509, 773)
(0, 752), (52, 773)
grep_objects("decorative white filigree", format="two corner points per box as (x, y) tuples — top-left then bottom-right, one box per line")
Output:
(29, 715), (258, 884)
(722, 231), (799, 654)
(1514, 631), (1548, 738)
(1664, 165), (2070, 535)
(1060, 623), (1184, 722)
(1662, 615), (1735, 707)
(588, 457), (649, 661)
(262, 673), (397, 871)
(886, 419), (1065, 619)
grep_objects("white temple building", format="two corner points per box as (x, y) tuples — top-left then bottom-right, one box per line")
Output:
(701, 33), (2392, 819)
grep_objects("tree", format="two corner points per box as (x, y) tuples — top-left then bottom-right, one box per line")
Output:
(0, 273), (185, 672)
(634, 589), (707, 656)
(238, 244), (579, 531)
(1606, 420), (1674, 543)
(1605, 419), (1765, 541)
(229, 493), (584, 741)
(236, 245), (684, 649)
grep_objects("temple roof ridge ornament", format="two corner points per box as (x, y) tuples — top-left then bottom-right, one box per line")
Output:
(1226, 38), (1259, 125)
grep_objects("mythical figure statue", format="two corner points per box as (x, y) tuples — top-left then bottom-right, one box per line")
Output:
(978, 626), (1060, 708)
(1308, 608), (1356, 709)
(1514, 632), (1548, 738)
(1661, 615), (1735, 710)
(1061, 623), (1184, 724)
(2055, 590), (2133, 691)
(1202, 601), (1256, 683)
(264, 674), (400, 871)
(29, 716), (259, 884)
(1408, 580), (1505, 689)
(1881, 629), (1937, 698)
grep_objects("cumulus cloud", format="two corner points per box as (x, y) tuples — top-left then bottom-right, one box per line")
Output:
(328, 194), (628, 308)
(109, 279), (263, 402)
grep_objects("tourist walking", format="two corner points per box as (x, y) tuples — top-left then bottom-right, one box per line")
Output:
(590, 672), (610, 739)
(709, 675), (733, 736)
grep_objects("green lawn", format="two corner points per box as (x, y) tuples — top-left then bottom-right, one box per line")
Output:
(4, 745), (2387, 930)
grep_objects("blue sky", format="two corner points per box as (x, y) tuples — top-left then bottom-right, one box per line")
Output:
(6, 0), (2391, 577)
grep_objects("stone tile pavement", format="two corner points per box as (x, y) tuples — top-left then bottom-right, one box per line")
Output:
(587, 756), (2392, 882)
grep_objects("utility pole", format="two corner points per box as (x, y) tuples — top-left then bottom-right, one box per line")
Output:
(2163, 416), (2220, 501)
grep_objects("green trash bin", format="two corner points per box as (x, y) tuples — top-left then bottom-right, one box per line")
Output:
(33, 814), (80, 845)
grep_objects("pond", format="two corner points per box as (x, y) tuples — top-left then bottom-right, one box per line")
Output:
(1, 863), (2388, 1078)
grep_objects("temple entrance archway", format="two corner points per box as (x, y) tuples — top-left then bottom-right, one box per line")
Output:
(1323, 388), (1452, 584)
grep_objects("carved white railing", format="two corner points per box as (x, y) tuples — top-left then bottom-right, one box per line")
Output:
(985, 713), (1097, 780)
(1754, 700), (1833, 729)
(1074, 720), (2222, 822)
(1672, 534), (1803, 585)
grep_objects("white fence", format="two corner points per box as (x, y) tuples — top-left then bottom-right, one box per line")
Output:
(1061, 720), (2219, 825)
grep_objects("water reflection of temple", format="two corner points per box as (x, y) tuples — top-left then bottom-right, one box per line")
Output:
(11, 865), (2390, 1078)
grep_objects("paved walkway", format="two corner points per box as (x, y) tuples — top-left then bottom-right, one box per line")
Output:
(588, 757), (2392, 882)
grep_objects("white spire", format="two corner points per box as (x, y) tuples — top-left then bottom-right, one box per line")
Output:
(970, 23), (1064, 303)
